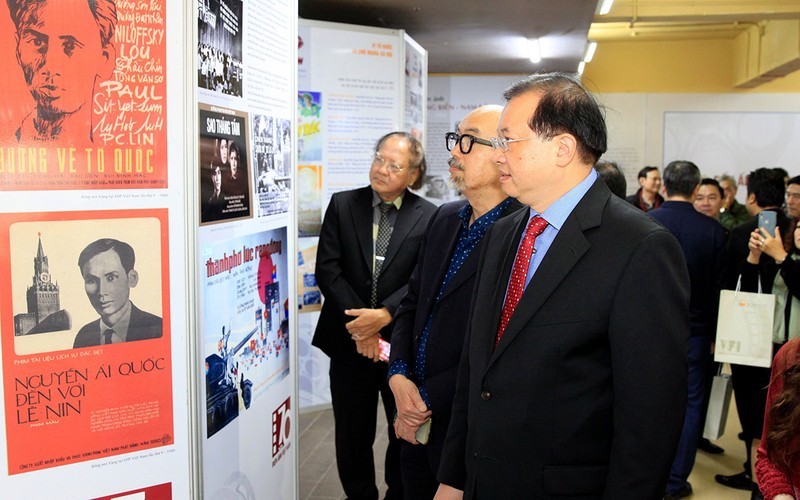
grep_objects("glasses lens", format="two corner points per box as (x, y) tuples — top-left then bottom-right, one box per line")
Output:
(458, 134), (474, 154)
(490, 137), (505, 151)
(445, 133), (457, 152)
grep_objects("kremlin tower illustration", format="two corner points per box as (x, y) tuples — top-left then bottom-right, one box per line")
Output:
(14, 233), (71, 336)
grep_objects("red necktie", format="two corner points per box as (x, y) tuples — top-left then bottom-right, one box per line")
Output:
(495, 216), (548, 347)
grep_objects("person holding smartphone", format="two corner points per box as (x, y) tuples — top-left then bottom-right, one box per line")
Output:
(719, 168), (793, 497)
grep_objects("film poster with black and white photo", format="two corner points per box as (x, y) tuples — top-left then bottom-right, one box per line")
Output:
(199, 105), (252, 225)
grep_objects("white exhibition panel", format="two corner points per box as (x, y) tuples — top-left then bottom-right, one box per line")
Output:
(296, 20), (423, 410)
(197, 0), (298, 498)
(0, 0), (191, 497)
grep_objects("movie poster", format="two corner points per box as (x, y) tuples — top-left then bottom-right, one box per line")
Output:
(297, 91), (322, 162)
(199, 105), (251, 225)
(0, 209), (173, 474)
(198, 0), (243, 97)
(0, 0), (168, 190)
(202, 227), (289, 438)
(252, 114), (291, 217)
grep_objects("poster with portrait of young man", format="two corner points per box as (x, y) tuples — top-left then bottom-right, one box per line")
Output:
(0, 209), (173, 475)
(199, 104), (252, 225)
(0, 0), (168, 191)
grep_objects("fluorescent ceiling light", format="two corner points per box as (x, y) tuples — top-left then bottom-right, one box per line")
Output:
(528, 38), (541, 63)
(584, 42), (597, 62)
(578, 61), (586, 75)
(599, 0), (614, 15)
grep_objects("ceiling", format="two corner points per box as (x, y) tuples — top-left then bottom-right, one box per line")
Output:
(298, 0), (800, 74)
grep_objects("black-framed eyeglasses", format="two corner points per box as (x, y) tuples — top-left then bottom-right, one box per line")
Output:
(445, 132), (494, 154)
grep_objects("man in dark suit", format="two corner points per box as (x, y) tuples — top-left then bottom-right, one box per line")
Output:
(314, 132), (436, 500)
(74, 238), (162, 348)
(649, 160), (726, 499)
(388, 105), (523, 498)
(435, 73), (690, 500)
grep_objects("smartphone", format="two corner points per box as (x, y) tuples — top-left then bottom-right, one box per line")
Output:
(415, 418), (432, 445)
(378, 338), (391, 363)
(758, 211), (777, 236)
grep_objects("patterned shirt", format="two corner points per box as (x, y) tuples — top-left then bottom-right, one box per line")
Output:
(388, 198), (515, 406)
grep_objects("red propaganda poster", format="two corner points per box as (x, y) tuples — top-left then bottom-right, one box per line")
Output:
(0, 209), (174, 474)
(0, 0), (167, 190)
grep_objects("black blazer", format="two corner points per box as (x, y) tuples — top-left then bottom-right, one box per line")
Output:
(438, 178), (690, 499)
(389, 198), (523, 418)
(313, 186), (436, 362)
(73, 302), (163, 348)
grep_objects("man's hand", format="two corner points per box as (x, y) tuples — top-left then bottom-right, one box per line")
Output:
(344, 307), (392, 340)
(395, 417), (426, 444)
(389, 374), (431, 426)
(389, 374), (432, 443)
(354, 334), (381, 362)
(433, 484), (463, 500)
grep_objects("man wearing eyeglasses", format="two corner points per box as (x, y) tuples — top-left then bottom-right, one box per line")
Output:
(435, 73), (690, 500)
(314, 131), (436, 500)
(388, 105), (523, 498)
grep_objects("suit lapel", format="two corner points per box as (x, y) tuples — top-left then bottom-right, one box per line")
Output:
(477, 209), (528, 357)
(349, 187), (375, 272)
(487, 179), (608, 367)
(430, 211), (466, 302)
(381, 191), (423, 272)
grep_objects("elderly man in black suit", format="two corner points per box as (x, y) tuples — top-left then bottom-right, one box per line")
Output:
(388, 105), (522, 498)
(435, 73), (690, 500)
(313, 132), (436, 500)
(74, 238), (162, 348)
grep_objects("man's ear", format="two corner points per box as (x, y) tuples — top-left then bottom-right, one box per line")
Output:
(554, 134), (577, 168)
(127, 269), (139, 288)
(746, 192), (756, 206)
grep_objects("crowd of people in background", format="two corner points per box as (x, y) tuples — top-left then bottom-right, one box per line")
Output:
(597, 160), (800, 500)
(312, 72), (799, 500)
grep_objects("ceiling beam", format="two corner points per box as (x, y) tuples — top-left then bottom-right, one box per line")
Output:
(598, 0), (800, 23)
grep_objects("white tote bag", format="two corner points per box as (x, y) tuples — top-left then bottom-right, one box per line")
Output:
(714, 277), (774, 368)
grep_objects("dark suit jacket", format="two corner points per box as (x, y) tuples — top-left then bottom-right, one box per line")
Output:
(313, 186), (436, 362)
(649, 201), (726, 337)
(389, 198), (523, 419)
(73, 302), (163, 348)
(438, 178), (690, 499)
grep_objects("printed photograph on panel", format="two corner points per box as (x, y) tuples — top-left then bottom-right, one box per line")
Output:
(198, 0), (243, 97)
(297, 91), (321, 162)
(297, 164), (321, 237)
(297, 242), (320, 312)
(202, 228), (290, 438)
(252, 114), (291, 217)
(199, 105), (252, 225)
(0, 210), (174, 474)
(0, 0), (168, 190)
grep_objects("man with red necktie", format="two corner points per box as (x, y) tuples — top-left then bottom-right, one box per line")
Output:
(435, 73), (691, 500)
